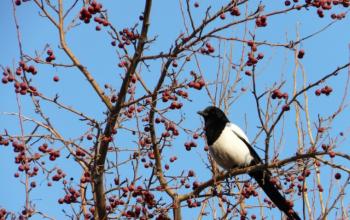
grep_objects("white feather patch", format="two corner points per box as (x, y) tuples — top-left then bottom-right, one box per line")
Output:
(209, 123), (253, 169)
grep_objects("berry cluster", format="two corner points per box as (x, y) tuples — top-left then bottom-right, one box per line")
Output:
(286, 0), (350, 19)
(245, 41), (264, 66)
(58, 187), (80, 204)
(15, 81), (38, 96)
(169, 101), (183, 109)
(246, 51), (264, 66)
(117, 28), (140, 48)
(162, 90), (177, 102)
(154, 118), (178, 138)
(52, 169), (66, 182)
(75, 148), (86, 157)
(200, 42), (215, 55)
(186, 198), (201, 208)
(188, 79), (205, 90)
(263, 197), (275, 208)
(163, 121), (179, 137)
(255, 15), (267, 27)
(180, 171), (196, 190)
(2, 63), (42, 95)
(315, 85), (333, 96)
(79, 1), (103, 24)
(176, 89), (189, 98)
(188, 71), (205, 90)
(162, 89), (186, 104)
(271, 89), (289, 100)
(45, 49), (56, 62)
(81, 171), (92, 183)
(241, 182), (259, 199)
(93, 17), (109, 27)
(138, 136), (152, 148)
(247, 40), (258, 50)
(12, 140), (25, 153)
(230, 6), (241, 16)
(331, 12), (346, 19)
(112, 185), (157, 218)
(169, 156), (178, 163)
(38, 143), (61, 161)
(321, 143), (336, 158)
(184, 140), (197, 151)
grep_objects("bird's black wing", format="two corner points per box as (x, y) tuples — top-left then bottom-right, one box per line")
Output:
(231, 130), (301, 220)
(231, 130), (262, 165)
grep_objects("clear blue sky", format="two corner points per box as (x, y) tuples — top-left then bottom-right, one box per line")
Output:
(1, 1), (350, 219)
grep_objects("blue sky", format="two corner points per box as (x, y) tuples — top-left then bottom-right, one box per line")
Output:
(1, 0), (350, 219)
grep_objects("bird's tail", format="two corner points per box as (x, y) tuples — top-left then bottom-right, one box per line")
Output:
(249, 169), (301, 220)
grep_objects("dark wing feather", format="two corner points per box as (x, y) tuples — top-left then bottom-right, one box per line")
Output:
(231, 130), (262, 164)
(231, 130), (301, 220)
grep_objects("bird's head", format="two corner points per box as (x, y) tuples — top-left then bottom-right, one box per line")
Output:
(197, 106), (229, 124)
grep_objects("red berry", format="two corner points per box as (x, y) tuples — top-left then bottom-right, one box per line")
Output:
(102, 20), (109, 27)
(193, 82), (202, 90)
(318, 127), (326, 133)
(53, 76), (59, 82)
(188, 170), (195, 177)
(2, 77), (8, 84)
(297, 49), (305, 59)
(30, 181), (37, 188)
(194, 2), (199, 7)
(47, 49), (53, 56)
(328, 151), (336, 158)
(16, 67), (22, 76)
(231, 7), (240, 16)
(198, 79), (205, 87)
(282, 104), (290, 111)
(297, 175), (304, 181)
(96, 25), (101, 31)
(318, 185), (324, 192)
(86, 134), (93, 140)
(282, 93), (289, 100)
(315, 89), (321, 96)
(247, 40), (254, 47)
(28, 65), (37, 74)
(165, 164), (170, 170)
(257, 53), (264, 60)
(335, 173), (341, 179)
(208, 46), (215, 53)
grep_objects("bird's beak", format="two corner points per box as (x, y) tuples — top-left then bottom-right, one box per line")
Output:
(197, 110), (205, 117)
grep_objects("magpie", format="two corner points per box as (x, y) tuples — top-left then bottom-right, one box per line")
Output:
(197, 106), (301, 220)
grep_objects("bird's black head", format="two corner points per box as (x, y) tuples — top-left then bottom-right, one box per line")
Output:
(197, 106), (229, 123)
(197, 106), (229, 145)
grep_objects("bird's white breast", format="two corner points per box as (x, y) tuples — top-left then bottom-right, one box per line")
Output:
(209, 123), (253, 170)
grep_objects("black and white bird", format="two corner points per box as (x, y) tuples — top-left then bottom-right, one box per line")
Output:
(197, 106), (300, 220)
